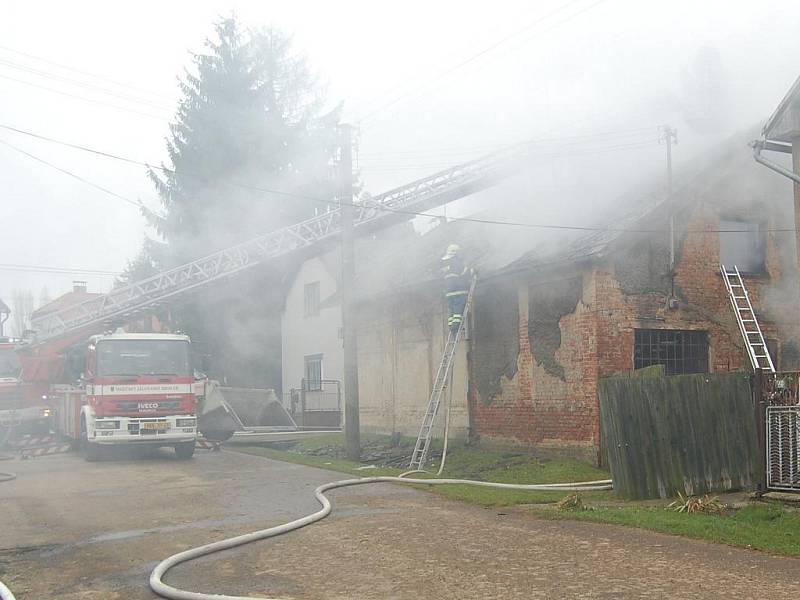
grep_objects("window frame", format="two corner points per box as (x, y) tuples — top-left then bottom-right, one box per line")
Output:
(304, 354), (323, 392)
(303, 281), (321, 317)
(633, 329), (709, 375)
(719, 218), (766, 275)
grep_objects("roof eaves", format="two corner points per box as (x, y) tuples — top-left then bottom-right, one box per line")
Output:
(763, 74), (800, 141)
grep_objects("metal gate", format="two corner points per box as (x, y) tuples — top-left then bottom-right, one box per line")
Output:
(767, 405), (800, 491)
(758, 372), (800, 492)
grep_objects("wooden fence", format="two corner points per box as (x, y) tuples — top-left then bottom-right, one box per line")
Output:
(599, 372), (759, 499)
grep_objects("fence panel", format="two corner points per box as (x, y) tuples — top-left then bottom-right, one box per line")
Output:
(599, 372), (758, 499)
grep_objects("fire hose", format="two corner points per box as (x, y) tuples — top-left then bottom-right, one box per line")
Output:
(0, 458), (17, 600)
(150, 474), (612, 600)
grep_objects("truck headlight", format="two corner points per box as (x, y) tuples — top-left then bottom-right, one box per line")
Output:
(176, 418), (196, 428)
(95, 420), (120, 430)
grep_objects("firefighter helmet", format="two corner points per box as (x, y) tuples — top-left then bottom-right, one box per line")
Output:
(441, 244), (461, 261)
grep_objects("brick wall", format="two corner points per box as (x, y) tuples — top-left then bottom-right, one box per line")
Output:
(470, 199), (800, 466)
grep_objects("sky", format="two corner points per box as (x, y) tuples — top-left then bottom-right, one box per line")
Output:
(1, 0), (799, 317)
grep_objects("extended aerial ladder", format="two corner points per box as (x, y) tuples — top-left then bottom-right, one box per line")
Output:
(31, 141), (536, 343)
(409, 276), (477, 470)
(721, 264), (775, 372)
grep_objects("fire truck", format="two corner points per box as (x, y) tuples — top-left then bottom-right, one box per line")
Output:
(20, 331), (198, 460)
(0, 338), (52, 436)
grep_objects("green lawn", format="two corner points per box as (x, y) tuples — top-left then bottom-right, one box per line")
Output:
(231, 433), (800, 557)
(537, 503), (800, 557)
(233, 433), (612, 505)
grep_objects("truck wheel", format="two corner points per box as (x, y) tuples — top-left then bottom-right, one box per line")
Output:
(80, 419), (101, 462)
(174, 441), (195, 460)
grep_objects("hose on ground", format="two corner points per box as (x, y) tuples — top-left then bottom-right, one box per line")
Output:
(150, 474), (612, 600)
(0, 454), (16, 483)
(0, 455), (17, 598)
(0, 580), (17, 600)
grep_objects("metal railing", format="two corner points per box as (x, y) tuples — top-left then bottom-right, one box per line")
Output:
(286, 379), (342, 428)
(30, 142), (534, 342)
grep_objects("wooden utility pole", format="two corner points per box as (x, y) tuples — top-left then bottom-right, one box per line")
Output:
(339, 124), (360, 460)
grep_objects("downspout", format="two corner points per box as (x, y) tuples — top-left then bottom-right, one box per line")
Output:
(751, 140), (800, 185)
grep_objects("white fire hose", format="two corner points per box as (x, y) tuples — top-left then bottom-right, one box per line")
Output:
(150, 474), (612, 600)
(0, 455), (17, 600)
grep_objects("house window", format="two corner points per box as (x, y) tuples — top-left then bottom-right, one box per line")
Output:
(634, 329), (709, 375)
(719, 219), (765, 274)
(304, 282), (320, 317)
(304, 354), (323, 391)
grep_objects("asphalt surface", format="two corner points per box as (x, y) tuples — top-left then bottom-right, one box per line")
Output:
(1, 448), (800, 599)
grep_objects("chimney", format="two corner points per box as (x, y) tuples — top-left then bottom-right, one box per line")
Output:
(72, 280), (87, 294)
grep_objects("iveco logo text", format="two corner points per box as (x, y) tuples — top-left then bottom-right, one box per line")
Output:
(138, 403), (159, 411)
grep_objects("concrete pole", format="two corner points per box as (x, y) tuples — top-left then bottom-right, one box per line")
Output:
(339, 124), (361, 460)
(793, 138), (800, 272)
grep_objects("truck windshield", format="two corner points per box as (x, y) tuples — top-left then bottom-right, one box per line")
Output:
(96, 340), (190, 377)
(0, 347), (21, 378)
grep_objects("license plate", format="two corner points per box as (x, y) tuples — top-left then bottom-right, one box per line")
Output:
(142, 422), (168, 430)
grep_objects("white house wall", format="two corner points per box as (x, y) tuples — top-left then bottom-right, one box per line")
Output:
(281, 253), (343, 397)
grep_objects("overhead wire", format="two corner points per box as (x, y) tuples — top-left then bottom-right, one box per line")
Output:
(353, 0), (583, 119)
(0, 58), (173, 111)
(0, 43), (173, 102)
(0, 122), (791, 236)
(359, 0), (610, 127)
(357, 127), (656, 159)
(0, 137), (149, 210)
(0, 74), (170, 121)
(359, 139), (659, 172)
(359, 126), (657, 159)
(0, 263), (119, 276)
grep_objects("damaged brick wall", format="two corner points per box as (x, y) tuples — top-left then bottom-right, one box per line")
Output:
(470, 273), (601, 464)
(528, 277), (583, 379)
(471, 280), (519, 404)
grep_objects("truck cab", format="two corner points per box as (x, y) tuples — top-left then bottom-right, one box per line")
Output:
(77, 332), (197, 460)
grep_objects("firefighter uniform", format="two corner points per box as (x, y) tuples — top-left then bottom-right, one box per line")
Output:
(442, 245), (470, 332)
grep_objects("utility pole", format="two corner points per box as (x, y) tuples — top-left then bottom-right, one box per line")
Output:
(339, 124), (360, 460)
(660, 125), (678, 285)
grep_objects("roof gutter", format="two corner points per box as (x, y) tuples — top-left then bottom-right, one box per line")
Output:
(750, 139), (800, 185)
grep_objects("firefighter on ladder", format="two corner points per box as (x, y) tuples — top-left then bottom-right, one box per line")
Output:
(441, 244), (471, 332)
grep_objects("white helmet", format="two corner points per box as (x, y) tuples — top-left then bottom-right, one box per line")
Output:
(441, 244), (461, 261)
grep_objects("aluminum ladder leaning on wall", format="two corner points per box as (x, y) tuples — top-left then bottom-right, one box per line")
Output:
(409, 276), (478, 470)
(720, 264), (775, 372)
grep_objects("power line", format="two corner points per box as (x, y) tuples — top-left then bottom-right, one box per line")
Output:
(0, 58), (173, 111)
(0, 137), (147, 210)
(0, 263), (119, 276)
(356, 127), (656, 159)
(0, 122), (787, 236)
(359, 0), (609, 126)
(356, 0), (585, 122)
(359, 139), (658, 171)
(0, 73), (169, 121)
(0, 121), (334, 202)
(0, 44), (173, 102)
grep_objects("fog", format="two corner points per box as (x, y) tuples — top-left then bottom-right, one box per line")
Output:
(1, 0), (799, 313)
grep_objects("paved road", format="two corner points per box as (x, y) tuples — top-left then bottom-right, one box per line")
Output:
(1, 449), (799, 599)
